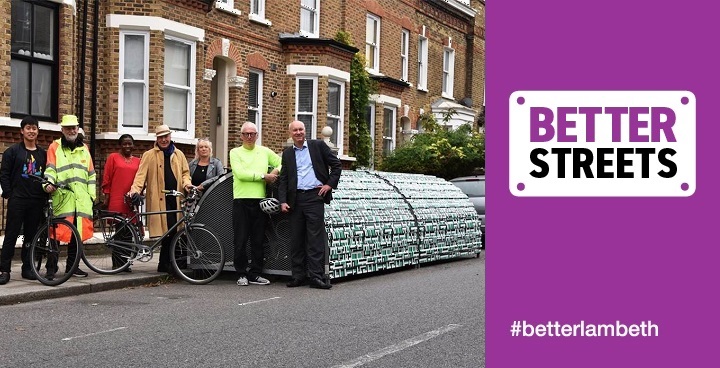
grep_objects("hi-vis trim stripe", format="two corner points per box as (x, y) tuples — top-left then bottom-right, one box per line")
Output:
(56, 212), (93, 219)
(56, 163), (94, 173)
(60, 177), (94, 186)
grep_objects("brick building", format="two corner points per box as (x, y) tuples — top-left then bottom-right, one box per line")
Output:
(1, 0), (484, 173)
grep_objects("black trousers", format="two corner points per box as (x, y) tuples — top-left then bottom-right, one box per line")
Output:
(158, 201), (178, 273)
(288, 190), (327, 281)
(233, 198), (266, 279)
(0, 197), (46, 273)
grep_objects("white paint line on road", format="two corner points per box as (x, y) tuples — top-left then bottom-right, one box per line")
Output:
(238, 296), (281, 306)
(330, 323), (463, 368)
(62, 327), (128, 341)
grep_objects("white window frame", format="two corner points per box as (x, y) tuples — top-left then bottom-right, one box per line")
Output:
(365, 13), (381, 73)
(400, 29), (409, 82)
(326, 79), (345, 154)
(296, 76), (318, 139)
(442, 47), (455, 99)
(118, 30), (149, 134)
(215, 0), (241, 15)
(163, 35), (196, 139)
(417, 35), (428, 91)
(382, 105), (397, 157)
(249, 0), (272, 25)
(248, 69), (263, 144)
(300, 0), (320, 38)
(365, 103), (376, 168)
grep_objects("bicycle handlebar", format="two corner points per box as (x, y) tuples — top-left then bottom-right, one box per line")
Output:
(29, 175), (69, 191)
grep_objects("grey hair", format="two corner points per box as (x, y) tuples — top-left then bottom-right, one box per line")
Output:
(195, 137), (213, 157)
(241, 122), (258, 132)
(288, 120), (305, 130)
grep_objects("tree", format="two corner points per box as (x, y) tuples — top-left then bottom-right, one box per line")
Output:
(379, 111), (485, 180)
(335, 31), (376, 168)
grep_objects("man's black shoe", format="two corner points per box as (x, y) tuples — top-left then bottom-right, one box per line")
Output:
(308, 278), (332, 290)
(286, 278), (306, 287)
(21, 271), (37, 280)
(0, 272), (10, 285)
(71, 268), (89, 277)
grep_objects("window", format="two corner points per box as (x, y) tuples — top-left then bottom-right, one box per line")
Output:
(119, 31), (149, 131)
(417, 36), (428, 91)
(382, 106), (396, 156)
(365, 14), (381, 72)
(400, 30), (409, 81)
(300, 0), (319, 37)
(248, 69), (263, 143)
(364, 104), (376, 167)
(164, 36), (196, 136)
(250, 0), (264, 17)
(326, 80), (344, 154)
(11, 0), (58, 120)
(442, 48), (455, 98)
(296, 77), (317, 138)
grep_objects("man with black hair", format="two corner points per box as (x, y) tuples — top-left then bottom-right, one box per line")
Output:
(0, 116), (47, 284)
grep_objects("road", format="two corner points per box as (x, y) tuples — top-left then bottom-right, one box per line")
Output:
(0, 256), (485, 368)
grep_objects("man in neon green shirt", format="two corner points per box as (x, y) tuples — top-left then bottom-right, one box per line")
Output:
(229, 122), (281, 286)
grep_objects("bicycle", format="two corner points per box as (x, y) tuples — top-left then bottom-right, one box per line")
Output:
(85, 188), (225, 284)
(27, 176), (83, 286)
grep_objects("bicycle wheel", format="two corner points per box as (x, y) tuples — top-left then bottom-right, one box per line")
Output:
(29, 218), (83, 286)
(170, 224), (224, 285)
(82, 214), (139, 274)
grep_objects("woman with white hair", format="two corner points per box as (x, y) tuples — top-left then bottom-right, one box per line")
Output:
(188, 138), (224, 191)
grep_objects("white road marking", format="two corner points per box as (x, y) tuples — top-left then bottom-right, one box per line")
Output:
(62, 327), (128, 341)
(238, 296), (281, 306)
(330, 324), (463, 368)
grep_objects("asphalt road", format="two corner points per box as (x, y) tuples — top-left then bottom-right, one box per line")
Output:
(0, 256), (485, 368)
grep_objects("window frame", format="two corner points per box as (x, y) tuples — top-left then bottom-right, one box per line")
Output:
(400, 29), (409, 82)
(300, 0), (320, 38)
(163, 35), (196, 139)
(442, 47), (456, 99)
(326, 79), (345, 155)
(365, 13), (381, 73)
(295, 76), (318, 139)
(118, 30), (150, 134)
(247, 68), (264, 144)
(382, 105), (397, 157)
(250, 0), (264, 17)
(417, 35), (428, 91)
(365, 103), (376, 168)
(10, 0), (59, 121)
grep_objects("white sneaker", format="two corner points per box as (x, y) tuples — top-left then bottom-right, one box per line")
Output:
(249, 276), (270, 285)
(237, 276), (249, 286)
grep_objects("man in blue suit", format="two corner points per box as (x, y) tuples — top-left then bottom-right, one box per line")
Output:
(278, 120), (342, 289)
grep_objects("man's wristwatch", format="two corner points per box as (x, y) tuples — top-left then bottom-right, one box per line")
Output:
(261, 174), (265, 180)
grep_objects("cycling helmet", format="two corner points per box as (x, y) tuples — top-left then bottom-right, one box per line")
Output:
(259, 197), (281, 215)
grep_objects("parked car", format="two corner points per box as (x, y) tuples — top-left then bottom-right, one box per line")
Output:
(450, 175), (485, 248)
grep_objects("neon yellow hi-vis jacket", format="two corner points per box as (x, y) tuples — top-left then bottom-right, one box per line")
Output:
(45, 139), (96, 242)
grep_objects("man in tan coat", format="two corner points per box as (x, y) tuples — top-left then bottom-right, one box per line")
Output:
(129, 124), (192, 273)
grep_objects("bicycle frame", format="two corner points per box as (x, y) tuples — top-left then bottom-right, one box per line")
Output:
(99, 191), (199, 262)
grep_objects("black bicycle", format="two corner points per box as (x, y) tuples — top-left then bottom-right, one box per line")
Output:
(85, 188), (224, 284)
(28, 176), (83, 286)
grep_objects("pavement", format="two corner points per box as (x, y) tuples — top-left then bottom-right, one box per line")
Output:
(0, 233), (170, 306)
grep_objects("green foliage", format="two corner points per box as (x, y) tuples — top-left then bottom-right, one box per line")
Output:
(335, 30), (376, 168)
(380, 111), (485, 180)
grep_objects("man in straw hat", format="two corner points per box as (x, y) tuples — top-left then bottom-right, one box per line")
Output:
(43, 114), (95, 278)
(129, 124), (192, 274)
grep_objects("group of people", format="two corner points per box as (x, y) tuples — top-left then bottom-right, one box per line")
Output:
(0, 116), (341, 290)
